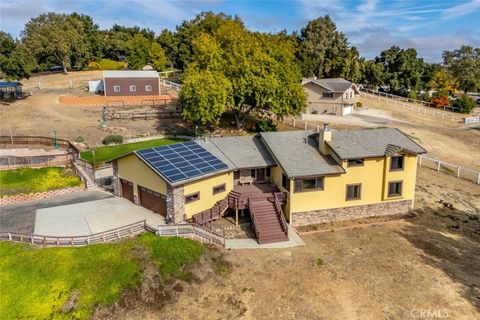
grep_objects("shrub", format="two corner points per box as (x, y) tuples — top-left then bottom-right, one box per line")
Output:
(407, 90), (417, 100)
(452, 94), (476, 113)
(102, 134), (123, 145)
(431, 95), (449, 109)
(316, 258), (325, 267)
(255, 119), (277, 132)
(87, 59), (125, 71)
(74, 136), (84, 143)
(356, 102), (363, 108)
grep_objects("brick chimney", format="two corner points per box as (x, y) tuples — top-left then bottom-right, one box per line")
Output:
(318, 123), (332, 155)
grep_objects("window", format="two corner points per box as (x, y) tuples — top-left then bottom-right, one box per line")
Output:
(113, 85), (120, 92)
(251, 169), (256, 178)
(234, 171), (240, 180)
(185, 192), (200, 203)
(390, 156), (404, 171)
(294, 177), (324, 193)
(322, 92), (334, 98)
(129, 85), (136, 92)
(346, 184), (361, 200)
(347, 158), (364, 167)
(212, 184), (226, 195)
(282, 173), (290, 191)
(388, 181), (403, 197)
(145, 85), (152, 92)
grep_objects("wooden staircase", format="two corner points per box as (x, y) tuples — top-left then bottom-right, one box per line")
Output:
(191, 184), (289, 244)
(249, 197), (288, 244)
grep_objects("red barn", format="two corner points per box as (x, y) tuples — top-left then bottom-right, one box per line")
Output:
(102, 70), (160, 96)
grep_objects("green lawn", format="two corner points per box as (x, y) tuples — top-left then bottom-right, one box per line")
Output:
(80, 138), (186, 164)
(0, 167), (83, 197)
(0, 233), (203, 319)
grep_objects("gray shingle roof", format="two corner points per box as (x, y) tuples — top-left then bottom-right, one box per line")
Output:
(196, 135), (276, 170)
(306, 78), (356, 93)
(260, 131), (345, 178)
(327, 128), (427, 159)
(103, 70), (159, 78)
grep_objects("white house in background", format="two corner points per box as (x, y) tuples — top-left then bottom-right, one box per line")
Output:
(302, 78), (360, 116)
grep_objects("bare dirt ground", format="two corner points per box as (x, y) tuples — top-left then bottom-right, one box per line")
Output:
(139, 167), (479, 320)
(0, 72), (187, 146)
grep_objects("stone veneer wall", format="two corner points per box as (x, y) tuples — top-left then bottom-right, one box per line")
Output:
(291, 200), (413, 227)
(112, 161), (121, 197)
(167, 185), (185, 223)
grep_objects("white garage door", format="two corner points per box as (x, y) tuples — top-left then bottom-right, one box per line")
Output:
(343, 105), (353, 115)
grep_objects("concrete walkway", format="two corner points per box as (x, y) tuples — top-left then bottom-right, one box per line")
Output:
(225, 228), (305, 249)
(34, 198), (165, 237)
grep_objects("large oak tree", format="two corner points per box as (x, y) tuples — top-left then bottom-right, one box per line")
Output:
(22, 13), (87, 73)
(180, 18), (306, 128)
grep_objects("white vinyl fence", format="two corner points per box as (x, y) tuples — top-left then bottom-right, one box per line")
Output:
(360, 89), (464, 123)
(464, 116), (480, 125)
(418, 155), (480, 185)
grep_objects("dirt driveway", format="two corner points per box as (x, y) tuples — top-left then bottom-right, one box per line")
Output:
(152, 167), (480, 320)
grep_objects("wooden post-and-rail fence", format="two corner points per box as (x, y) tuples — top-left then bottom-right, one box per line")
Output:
(1, 220), (226, 248)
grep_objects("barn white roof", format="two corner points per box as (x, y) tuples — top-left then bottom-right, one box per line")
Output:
(103, 70), (159, 78)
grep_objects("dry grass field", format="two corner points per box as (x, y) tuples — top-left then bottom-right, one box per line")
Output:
(128, 167), (479, 320)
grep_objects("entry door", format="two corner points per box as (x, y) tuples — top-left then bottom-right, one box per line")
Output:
(256, 168), (266, 183)
(121, 179), (134, 203)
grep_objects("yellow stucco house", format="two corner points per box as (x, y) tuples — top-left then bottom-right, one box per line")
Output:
(112, 126), (426, 244)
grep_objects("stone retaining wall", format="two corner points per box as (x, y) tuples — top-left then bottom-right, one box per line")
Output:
(291, 200), (413, 227)
(0, 186), (85, 206)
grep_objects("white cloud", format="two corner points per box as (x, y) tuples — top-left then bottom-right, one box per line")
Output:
(442, 0), (480, 19)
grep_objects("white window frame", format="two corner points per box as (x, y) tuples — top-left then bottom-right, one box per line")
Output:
(113, 85), (120, 92)
(129, 85), (136, 92)
(145, 85), (152, 92)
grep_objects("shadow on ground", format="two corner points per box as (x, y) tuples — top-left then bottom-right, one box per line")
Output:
(398, 207), (480, 310)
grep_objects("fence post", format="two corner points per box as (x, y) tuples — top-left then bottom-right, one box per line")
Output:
(436, 160), (441, 172)
(418, 155), (422, 166)
(456, 166), (461, 178)
(477, 173), (480, 185)
(292, 118), (295, 128)
(304, 121), (308, 130)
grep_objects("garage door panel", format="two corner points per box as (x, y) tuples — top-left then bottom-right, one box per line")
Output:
(139, 186), (166, 217)
(121, 179), (134, 203)
(343, 105), (353, 115)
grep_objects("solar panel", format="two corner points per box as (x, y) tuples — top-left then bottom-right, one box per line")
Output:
(137, 142), (229, 183)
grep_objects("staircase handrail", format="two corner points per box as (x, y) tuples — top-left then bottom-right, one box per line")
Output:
(248, 198), (261, 240)
(274, 193), (289, 236)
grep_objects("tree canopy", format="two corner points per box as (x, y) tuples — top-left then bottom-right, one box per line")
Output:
(1, 10), (477, 111)
(443, 46), (480, 93)
(180, 17), (306, 128)
(22, 13), (88, 73)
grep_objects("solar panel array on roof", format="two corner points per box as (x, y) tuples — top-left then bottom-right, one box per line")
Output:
(136, 141), (228, 183)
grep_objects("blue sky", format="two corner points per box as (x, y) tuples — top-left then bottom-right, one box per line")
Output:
(1, 0), (479, 62)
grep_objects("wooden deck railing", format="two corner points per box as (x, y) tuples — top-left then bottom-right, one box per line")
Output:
(0, 220), (147, 247)
(273, 193), (289, 236)
(248, 198), (261, 241)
